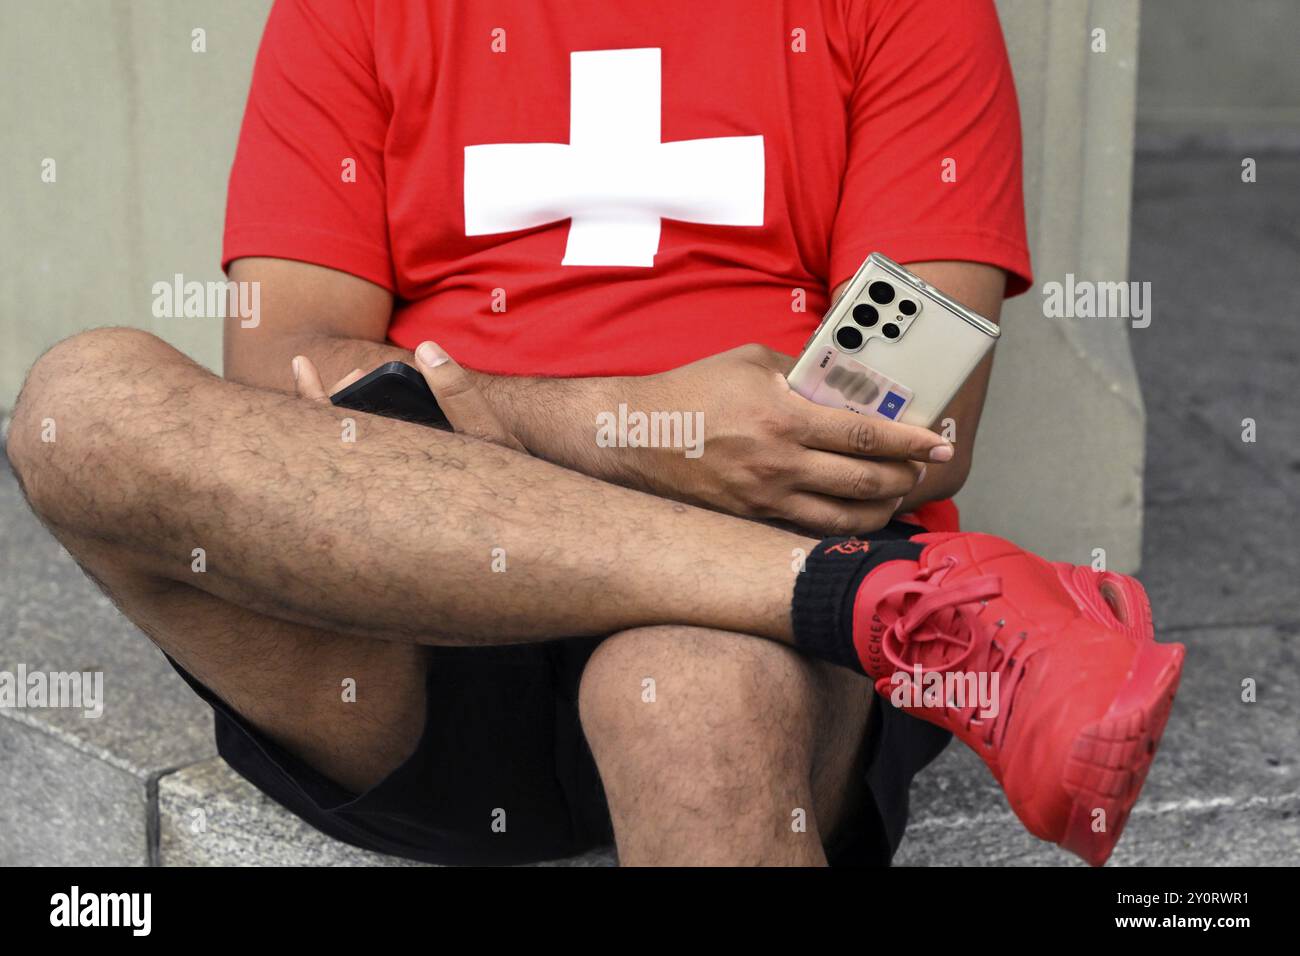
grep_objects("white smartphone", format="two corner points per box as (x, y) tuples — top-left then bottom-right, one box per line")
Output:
(787, 252), (1000, 428)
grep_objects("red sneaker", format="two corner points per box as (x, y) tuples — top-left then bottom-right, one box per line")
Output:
(850, 532), (1183, 866)
(912, 533), (1155, 642)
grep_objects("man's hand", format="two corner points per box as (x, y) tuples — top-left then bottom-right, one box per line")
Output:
(290, 342), (526, 453)
(614, 344), (952, 536)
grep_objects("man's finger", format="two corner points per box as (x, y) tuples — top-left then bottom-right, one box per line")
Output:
(794, 399), (954, 463)
(292, 355), (329, 403)
(793, 450), (924, 500)
(778, 492), (899, 537)
(413, 341), (526, 452)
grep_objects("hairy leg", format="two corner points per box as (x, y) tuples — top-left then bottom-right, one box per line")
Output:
(7, 328), (818, 649)
(6, 327), (835, 800)
(71, 535), (428, 792)
(579, 626), (874, 865)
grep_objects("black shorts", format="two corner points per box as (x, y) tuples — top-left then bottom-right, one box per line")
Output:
(167, 521), (952, 866)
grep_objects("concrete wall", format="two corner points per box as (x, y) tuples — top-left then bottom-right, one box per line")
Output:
(0, 0), (1147, 569)
(961, 0), (1145, 569)
(1, 0), (265, 396)
(1138, 0), (1300, 134)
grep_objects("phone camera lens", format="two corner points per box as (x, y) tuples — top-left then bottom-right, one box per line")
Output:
(868, 281), (895, 305)
(835, 326), (864, 350)
(882, 323), (901, 340)
(852, 303), (879, 327)
(898, 299), (918, 316)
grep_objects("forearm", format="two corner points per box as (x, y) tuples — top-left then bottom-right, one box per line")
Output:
(225, 328), (413, 394)
(222, 254), (648, 484)
(18, 331), (809, 647)
(472, 369), (648, 482)
(236, 326), (962, 519)
(228, 324), (640, 483)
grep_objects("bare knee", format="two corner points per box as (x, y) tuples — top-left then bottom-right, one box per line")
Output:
(7, 327), (186, 525)
(579, 626), (820, 795)
(9, 327), (170, 468)
(579, 627), (876, 859)
(579, 627), (852, 863)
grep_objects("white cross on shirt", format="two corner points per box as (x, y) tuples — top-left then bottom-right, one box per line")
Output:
(464, 47), (765, 267)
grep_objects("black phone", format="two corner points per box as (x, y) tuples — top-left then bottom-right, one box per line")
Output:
(329, 361), (451, 430)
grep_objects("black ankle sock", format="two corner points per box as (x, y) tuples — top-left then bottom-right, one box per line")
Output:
(791, 537), (924, 674)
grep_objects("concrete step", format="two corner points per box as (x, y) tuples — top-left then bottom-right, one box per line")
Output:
(0, 456), (214, 866)
(157, 756), (618, 867)
(896, 784), (1300, 866)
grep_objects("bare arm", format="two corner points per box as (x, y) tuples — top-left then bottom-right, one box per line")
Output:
(223, 256), (955, 536)
(224, 257), (405, 391)
(223, 257), (622, 469)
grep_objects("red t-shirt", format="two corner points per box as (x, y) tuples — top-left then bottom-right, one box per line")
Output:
(224, 0), (1033, 531)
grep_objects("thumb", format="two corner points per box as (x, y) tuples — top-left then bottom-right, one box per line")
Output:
(292, 355), (329, 402)
(413, 341), (526, 452)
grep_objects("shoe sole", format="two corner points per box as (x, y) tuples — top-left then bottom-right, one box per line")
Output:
(1059, 639), (1185, 866)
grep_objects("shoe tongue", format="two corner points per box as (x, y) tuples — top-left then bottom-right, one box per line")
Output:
(851, 558), (922, 680)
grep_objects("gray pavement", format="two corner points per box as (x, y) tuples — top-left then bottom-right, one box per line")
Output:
(1, 152), (1297, 866)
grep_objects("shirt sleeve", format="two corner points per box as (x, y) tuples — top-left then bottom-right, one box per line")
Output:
(830, 0), (1033, 296)
(222, 0), (394, 290)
